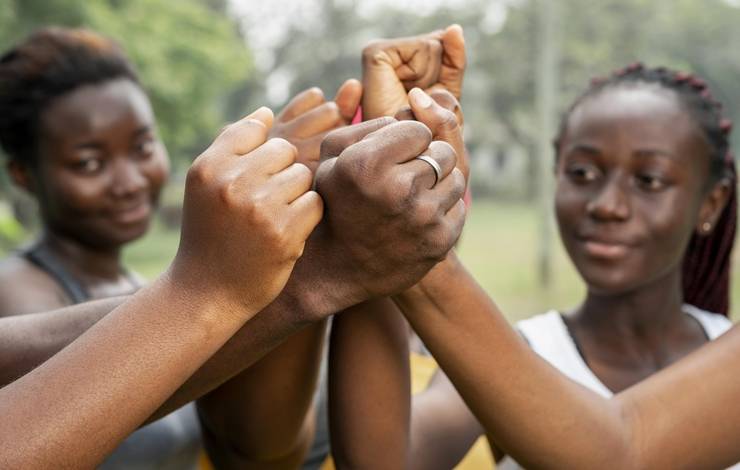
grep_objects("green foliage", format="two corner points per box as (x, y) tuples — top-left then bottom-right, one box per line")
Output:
(0, 0), (252, 169)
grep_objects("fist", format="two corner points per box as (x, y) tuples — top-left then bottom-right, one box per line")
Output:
(313, 118), (466, 303)
(269, 79), (362, 173)
(362, 25), (466, 120)
(170, 107), (323, 317)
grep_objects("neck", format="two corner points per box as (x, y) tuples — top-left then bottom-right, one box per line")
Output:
(38, 230), (125, 281)
(571, 268), (688, 350)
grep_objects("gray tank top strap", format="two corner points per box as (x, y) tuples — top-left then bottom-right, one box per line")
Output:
(23, 244), (90, 303)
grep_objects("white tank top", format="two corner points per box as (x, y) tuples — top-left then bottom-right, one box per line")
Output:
(497, 305), (735, 470)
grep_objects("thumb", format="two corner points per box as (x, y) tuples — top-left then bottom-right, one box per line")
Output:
(334, 79), (363, 122)
(408, 88), (468, 181)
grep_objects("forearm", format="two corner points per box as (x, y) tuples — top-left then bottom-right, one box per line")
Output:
(152, 237), (355, 421)
(394, 253), (635, 469)
(0, 274), (253, 469)
(409, 370), (484, 470)
(0, 296), (126, 387)
(329, 298), (411, 470)
(197, 320), (328, 468)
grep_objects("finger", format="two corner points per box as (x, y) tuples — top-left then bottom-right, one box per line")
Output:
(215, 107), (274, 156)
(320, 116), (396, 158)
(334, 79), (363, 121)
(442, 197), (467, 246)
(288, 190), (324, 244)
(346, 120), (432, 166)
(439, 24), (466, 99)
(244, 138), (297, 175)
(408, 88), (467, 179)
(426, 88), (464, 127)
(266, 162), (314, 204)
(393, 106), (414, 121)
(278, 87), (325, 122)
(285, 101), (343, 139)
(432, 167), (467, 214)
(396, 35), (442, 89)
(406, 140), (457, 190)
(298, 133), (327, 174)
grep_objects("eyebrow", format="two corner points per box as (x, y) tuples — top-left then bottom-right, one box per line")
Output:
(633, 148), (675, 159)
(132, 125), (154, 138)
(564, 144), (601, 156)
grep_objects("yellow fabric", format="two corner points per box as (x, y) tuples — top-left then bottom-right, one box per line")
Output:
(410, 353), (495, 470)
(320, 353), (495, 470)
(199, 451), (214, 469)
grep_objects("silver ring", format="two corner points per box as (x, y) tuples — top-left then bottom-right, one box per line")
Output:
(415, 155), (442, 188)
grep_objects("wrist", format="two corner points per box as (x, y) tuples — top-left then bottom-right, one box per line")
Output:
(286, 229), (368, 323)
(160, 263), (261, 327)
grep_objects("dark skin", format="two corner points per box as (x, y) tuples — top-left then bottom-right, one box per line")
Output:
(335, 82), (732, 468)
(555, 84), (727, 392)
(0, 78), (168, 315)
(0, 108), (466, 468)
(197, 79), (362, 469)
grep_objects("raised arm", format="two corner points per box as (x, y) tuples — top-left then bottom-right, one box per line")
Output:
(196, 80), (361, 469)
(328, 27), (470, 464)
(395, 252), (740, 470)
(0, 106), (324, 468)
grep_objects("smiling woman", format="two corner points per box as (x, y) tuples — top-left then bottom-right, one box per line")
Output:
(0, 27), (206, 469)
(0, 28), (169, 309)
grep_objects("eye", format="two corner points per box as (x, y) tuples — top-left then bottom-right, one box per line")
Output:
(635, 173), (667, 191)
(133, 138), (155, 160)
(565, 163), (600, 184)
(71, 157), (103, 174)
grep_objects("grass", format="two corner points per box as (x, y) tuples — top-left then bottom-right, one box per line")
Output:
(7, 199), (736, 322)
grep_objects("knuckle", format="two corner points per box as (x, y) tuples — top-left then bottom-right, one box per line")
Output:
(410, 200), (437, 228)
(451, 168), (466, 196)
(293, 163), (314, 187)
(187, 158), (215, 187)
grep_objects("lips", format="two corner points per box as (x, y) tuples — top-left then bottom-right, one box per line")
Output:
(576, 234), (635, 260)
(108, 200), (151, 225)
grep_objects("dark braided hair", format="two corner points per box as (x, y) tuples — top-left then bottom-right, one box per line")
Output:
(0, 27), (140, 167)
(556, 63), (737, 316)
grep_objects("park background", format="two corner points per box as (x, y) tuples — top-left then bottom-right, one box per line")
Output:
(1, 0), (740, 321)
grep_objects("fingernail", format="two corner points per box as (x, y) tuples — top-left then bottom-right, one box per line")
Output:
(410, 88), (433, 109)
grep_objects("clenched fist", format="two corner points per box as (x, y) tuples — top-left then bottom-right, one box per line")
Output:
(307, 118), (466, 312)
(269, 79), (362, 173)
(170, 107), (323, 318)
(362, 25), (466, 120)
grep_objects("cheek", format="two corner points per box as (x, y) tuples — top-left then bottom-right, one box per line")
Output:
(38, 168), (109, 216)
(143, 149), (170, 196)
(635, 192), (699, 264)
(554, 179), (588, 231)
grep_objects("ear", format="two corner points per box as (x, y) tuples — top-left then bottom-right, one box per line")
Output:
(696, 178), (732, 236)
(7, 160), (37, 195)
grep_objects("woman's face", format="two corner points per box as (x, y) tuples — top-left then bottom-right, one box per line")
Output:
(555, 85), (717, 295)
(30, 78), (169, 249)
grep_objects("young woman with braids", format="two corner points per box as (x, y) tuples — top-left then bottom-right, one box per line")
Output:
(331, 63), (739, 469)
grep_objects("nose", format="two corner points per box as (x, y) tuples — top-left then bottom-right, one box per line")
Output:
(586, 175), (630, 221)
(110, 157), (147, 198)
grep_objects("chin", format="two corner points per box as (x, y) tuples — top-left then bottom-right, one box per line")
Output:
(575, 263), (643, 296)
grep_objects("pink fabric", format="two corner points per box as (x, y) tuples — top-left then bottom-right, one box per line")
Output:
(463, 187), (472, 209)
(351, 106), (363, 124)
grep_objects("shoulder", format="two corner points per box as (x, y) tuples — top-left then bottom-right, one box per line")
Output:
(683, 304), (733, 340)
(0, 254), (69, 317)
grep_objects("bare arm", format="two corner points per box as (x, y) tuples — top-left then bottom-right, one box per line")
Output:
(395, 252), (740, 470)
(194, 81), (360, 469)
(0, 106), (324, 469)
(0, 296), (126, 387)
(329, 298), (411, 470)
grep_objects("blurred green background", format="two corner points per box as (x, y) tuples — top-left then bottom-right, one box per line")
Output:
(2, 0), (740, 319)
